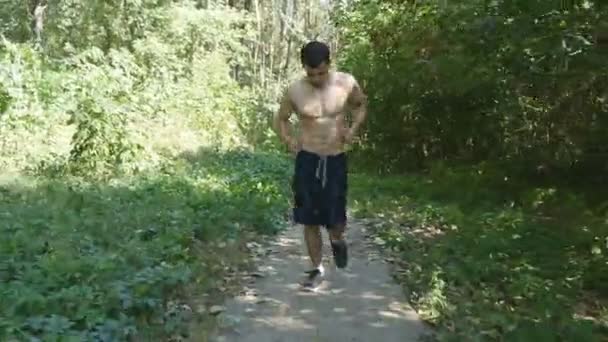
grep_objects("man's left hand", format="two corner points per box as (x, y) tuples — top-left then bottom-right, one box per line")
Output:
(343, 129), (355, 145)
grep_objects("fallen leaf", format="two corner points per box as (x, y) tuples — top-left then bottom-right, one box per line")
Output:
(255, 298), (269, 304)
(246, 242), (260, 250)
(217, 314), (241, 328)
(209, 305), (226, 315)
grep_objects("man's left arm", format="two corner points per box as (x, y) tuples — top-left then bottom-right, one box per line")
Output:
(346, 76), (368, 139)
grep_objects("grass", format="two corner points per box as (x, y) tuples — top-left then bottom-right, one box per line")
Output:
(0, 148), (292, 341)
(349, 163), (608, 341)
(4, 119), (607, 342)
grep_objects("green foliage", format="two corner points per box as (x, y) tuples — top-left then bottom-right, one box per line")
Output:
(42, 0), (171, 55)
(0, 83), (9, 115)
(0, 40), (65, 171)
(64, 48), (144, 176)
(0, 40), (46, 122)
(0, 2), (30, 41)
(0, 2), (274, 174)
(0, 149), (291, 341)
(339, 3), (608, 337)
(0, 2), (294, 340)
(336, 1), (608, 178)
(351, 168), (608, 341)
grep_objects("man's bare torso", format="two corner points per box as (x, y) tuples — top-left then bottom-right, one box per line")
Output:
(287, 71), (357, 156)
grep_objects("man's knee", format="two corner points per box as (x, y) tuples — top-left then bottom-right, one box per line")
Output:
(327, 223), (345, 231)
(305, 225), (321, 233)
(327, 223), (346, 240)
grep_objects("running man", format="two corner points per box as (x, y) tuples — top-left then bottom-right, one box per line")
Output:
(272, 41), (368, 289)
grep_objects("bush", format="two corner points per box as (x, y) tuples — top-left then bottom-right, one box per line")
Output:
(0, 2), (271, 176)
(0, 149), (291, 340)
(335, 1), (608, 179)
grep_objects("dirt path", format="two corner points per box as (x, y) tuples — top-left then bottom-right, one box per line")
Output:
(209, 219), (430, 342)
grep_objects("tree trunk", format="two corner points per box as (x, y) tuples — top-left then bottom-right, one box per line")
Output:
(253, 0), (262, 80)
(29, 0), (47, 47)
(282, 0), (294, 79)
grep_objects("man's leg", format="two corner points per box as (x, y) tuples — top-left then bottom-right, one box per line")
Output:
(304, 225), (323, 269)
(291, 150), (325, 288)
(328, 223), (345, 241)
(325, 152), (348, 268)
(328, 223), (348, 268)
(301, 224), (324, 288)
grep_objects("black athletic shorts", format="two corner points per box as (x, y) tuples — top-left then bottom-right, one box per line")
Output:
(291, 149), (347, 228)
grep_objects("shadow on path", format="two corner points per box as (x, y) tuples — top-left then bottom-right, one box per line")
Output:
(210, 217), (431, 342)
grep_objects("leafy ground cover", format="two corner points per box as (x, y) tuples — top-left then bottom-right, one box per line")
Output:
(350, 164), (608, 341)
(0, 148), (292, 341)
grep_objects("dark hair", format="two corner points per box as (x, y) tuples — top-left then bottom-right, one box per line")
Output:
(300, 41), (330, 68)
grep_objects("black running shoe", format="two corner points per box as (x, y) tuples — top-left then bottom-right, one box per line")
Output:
(331, 240), (348, 268)
(301, 268), (324, 290)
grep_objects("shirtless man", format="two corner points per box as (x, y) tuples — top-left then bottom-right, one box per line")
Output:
(272, 41), (367, 289)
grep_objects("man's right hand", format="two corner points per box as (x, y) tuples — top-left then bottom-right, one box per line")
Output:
(287, 138), (300, 155)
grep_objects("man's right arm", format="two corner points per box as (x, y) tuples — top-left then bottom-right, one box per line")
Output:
(272, 89), (296, 148)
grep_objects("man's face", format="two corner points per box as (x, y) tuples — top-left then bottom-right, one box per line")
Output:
(304, 62), (330, 87)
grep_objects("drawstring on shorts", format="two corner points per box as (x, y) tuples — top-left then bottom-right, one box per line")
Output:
(315, 156), (328, 189)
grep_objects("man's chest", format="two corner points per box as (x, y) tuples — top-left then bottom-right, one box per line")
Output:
(292, 85), (349, 119)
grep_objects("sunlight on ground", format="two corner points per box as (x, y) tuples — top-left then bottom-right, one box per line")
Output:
(211, 221), (430, 342)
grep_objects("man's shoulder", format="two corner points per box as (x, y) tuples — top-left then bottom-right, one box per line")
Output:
(334, 70), (355, 79)
(333, 71), (358, 87)
(284, 78), (308, 97)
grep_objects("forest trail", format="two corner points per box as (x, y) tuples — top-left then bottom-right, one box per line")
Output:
(208, 217), (430, 342)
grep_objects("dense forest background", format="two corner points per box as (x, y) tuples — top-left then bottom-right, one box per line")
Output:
(1, 0), (607, 341)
